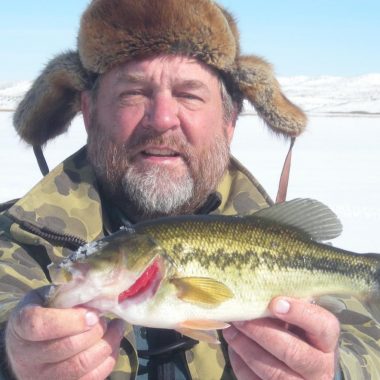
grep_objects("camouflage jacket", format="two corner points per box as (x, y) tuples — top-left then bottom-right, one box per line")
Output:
(1, 147), (379, 379)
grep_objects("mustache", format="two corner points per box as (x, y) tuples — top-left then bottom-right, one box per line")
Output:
(125, 132), (192, 162)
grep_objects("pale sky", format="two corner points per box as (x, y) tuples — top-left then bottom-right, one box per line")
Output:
(1, 1), (379, 82)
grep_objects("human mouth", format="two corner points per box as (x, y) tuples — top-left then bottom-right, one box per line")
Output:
(134, 146), (184, 165)
(141, 148), (180, 158)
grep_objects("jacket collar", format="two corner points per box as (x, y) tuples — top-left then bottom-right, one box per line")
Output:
(7, 147), (272, 243)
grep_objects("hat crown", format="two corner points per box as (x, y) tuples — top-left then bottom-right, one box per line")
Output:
(79, 0), (238, 73)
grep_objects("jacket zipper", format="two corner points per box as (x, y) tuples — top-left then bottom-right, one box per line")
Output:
(14, 217), (87, 250)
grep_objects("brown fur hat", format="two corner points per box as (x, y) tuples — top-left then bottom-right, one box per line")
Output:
(14, 0), (306, 146)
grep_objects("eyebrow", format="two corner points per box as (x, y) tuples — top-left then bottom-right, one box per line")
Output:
(116, 72), (146, 84)
(176, 79), (209, 92)
(115, 73), (210, 93)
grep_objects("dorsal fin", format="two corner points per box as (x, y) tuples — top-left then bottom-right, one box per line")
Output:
(252, 198), (343, 241)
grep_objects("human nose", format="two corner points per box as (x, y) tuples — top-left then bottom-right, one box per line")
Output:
(142, 93), (179, 132)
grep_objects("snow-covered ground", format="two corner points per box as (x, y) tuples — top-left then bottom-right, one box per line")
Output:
(1, 76), (379, 254)
(233, 114), (380, 254)
(0, 81), (31, 111)
(278, 74), (380, 115)
(2, 74), (380, 114)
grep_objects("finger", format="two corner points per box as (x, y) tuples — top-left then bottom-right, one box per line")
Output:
(79, 344), (120, 380)
(233, 318), (325, 376)
(269, 297), (340, 352)
(228, 347), (261, 380)
(11, 304), (101, 341)
(43, 319), (125, 379)
(27, 318), (108, 363)
(224, 325), (303, 380)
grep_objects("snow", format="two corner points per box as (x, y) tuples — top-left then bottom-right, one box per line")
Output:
(2, 74), (380, 115)
(1, 76), (379, 254)
(277, 74), (380, 115)
(0, 81), (31, 110)
(232, 114), (380, 254)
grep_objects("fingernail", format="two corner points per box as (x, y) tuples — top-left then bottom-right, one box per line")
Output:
(223, 326), (238, 341)
(85, 311), (99, 326)
(274, 299), (290, 314)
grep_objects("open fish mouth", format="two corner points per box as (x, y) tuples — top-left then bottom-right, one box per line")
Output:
(118, 258), (163, 303)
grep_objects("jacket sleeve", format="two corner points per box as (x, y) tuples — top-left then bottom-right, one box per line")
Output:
(0, 216), (52, 378)
(333, 295), (380, 379)
(0, 233), (50, 325)
(0, 213), (51, 347)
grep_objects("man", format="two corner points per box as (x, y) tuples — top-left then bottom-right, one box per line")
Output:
(0, 1), (379, 379)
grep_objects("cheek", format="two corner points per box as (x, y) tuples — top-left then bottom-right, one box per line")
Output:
(101, 105), (145, 142)
(116, 111), (141, 140)
(181, 110), (226, 147)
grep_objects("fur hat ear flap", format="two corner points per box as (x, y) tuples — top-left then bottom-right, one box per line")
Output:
(13, 51), (92, 146)
(232, 55), (307, 137)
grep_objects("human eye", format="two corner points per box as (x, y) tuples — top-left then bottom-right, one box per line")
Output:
(118, 88), (146, 105)
(174, 81), (209, 105)
(182, 93), (202, 100)
(176, 91), (204, 102)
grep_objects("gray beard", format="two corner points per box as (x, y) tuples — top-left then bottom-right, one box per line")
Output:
(122, 163), (194, 217)
(87, 117), (230, 218)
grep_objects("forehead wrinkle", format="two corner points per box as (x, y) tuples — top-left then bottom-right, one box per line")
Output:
(115, 71), (147, 84)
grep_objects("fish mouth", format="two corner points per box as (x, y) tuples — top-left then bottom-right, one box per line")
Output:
(118, 258), (163, 303)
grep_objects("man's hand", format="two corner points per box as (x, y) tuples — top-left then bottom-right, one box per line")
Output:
(223, 297), (340, 380)
(5, 286), (125, 380)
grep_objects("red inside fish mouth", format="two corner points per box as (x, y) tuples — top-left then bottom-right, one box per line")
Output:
(118, 259), (161, 303)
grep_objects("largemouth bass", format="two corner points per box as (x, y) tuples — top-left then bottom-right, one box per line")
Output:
(48, 199), (380, 343)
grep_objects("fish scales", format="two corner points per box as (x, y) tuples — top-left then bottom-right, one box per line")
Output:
(48, 199), (380, 340)
(135, 216), (379, 302)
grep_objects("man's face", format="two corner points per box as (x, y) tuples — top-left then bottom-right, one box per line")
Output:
(83, 55), (236, 218)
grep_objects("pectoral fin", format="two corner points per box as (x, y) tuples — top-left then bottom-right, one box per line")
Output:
(179, 319), (230, 330)
(176, 328), (220, 344)
(171, 277), (233, 306)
